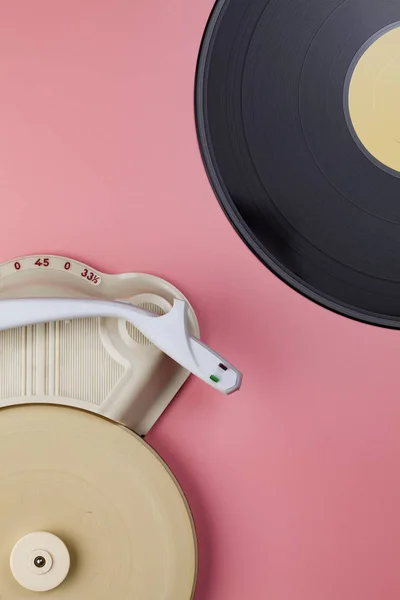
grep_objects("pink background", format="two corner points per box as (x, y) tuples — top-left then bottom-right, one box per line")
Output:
(1, 2), (400, 599)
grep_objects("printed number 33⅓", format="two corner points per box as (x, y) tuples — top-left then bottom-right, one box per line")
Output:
(81, 268), (100, 284)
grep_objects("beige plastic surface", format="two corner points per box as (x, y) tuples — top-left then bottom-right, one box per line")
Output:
(0, 404), (197, 599)
(0, 255), (200, 435)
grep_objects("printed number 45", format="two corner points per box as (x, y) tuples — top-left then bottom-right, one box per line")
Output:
(35, 258), (50, 267)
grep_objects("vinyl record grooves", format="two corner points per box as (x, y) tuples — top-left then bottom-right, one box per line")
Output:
(196, 0), (400, 327)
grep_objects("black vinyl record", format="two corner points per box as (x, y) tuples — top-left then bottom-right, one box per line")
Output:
(195, 0), (400, 328)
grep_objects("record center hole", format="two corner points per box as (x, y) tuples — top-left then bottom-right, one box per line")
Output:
(34, 556), (46, 568)
(347, 22), (400, 174)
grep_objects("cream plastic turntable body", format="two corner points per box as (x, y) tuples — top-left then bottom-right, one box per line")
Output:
(0, 254), (242, 599)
